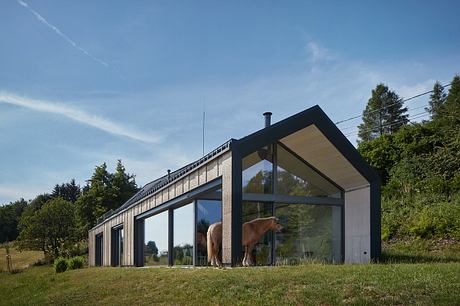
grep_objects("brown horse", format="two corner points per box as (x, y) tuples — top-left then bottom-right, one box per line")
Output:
(207, 221), (223, 267)
(206, 217), (283, 267)
(242, 217), (283, 266)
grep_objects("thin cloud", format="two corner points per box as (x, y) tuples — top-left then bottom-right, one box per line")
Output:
(17, 0), (110, 69)
(307, 41), (335, 63)
(0, 92), (161, 143)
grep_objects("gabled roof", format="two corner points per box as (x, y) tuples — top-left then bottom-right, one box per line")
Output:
(233, 105), (380, 189)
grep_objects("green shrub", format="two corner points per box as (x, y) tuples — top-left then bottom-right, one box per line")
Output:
(54, 257), (68, 273)
(68, 256), (85, 270)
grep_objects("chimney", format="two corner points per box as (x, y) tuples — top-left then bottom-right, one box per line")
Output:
(167, 169), (171, 181)
(263, 112), (272, 128)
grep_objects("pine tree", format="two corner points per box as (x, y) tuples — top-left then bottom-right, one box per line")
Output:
(425, 81), (447, 120)
(112, 160), (138, 206)
(358, 84), (408, 142)
(51, 179), (81, 203)
(442, 75), (460, 125)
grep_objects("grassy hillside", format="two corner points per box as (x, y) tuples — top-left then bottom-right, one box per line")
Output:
(0, 246), (43, 272)
(1, 263), (460, 305)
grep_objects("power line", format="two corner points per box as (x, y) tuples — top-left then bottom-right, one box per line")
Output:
(335, 82), (452, 125)
(344, 110), (430, 137)
(339, 103), (431, 132)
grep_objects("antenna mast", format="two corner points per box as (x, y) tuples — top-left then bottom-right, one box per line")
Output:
(202, 110), (205, 157)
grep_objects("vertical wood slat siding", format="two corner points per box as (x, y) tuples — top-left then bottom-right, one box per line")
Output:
(89, 152), (230, 266)
(221, 153), (233, 264)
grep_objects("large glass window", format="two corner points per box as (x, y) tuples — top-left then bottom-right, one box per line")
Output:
(173, 203), (194, 265)
(275, 204), (342, 264)
(242, 146), (273, 194)
(144, 211), (169, 266)
(196, 200), (222, 266)
(277, 144), (341, 198)
(242, 202), (273, 265)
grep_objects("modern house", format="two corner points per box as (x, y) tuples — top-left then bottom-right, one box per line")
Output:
(88, 105), (381, 267)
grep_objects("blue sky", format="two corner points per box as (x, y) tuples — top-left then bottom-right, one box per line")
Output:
(1, 0), (459, 204)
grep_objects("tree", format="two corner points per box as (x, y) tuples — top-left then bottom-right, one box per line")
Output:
(425, 81), (447, 120)
(17, 197), (78, 259)
(51, 179), (81, 203)
(145, 240), (159, 262)
(358, 84), (408, 142)
(76, 161), (139, 234)
(442, 75), (460, 125)
(112, 160), (138, 207)
(0, 199), (28, 243)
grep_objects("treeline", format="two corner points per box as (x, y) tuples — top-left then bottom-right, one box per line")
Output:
(357, 75), (460, 241)
(0, 160), (138, 260)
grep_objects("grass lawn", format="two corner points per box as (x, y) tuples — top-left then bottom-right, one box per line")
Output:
(1, 263), (460, 305)
(0, 247), (43, 272)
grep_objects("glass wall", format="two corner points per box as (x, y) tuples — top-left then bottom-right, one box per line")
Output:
(242, 201), (273, 265)
(196, 200), (222, 266)
(173, 203), (194, 265)
(275, 204), (342, 264)
(242, 146), (273, 194)
(144, 211), (169, 266)
(240, 142), (343, 265)
(277, 144), (341, 198)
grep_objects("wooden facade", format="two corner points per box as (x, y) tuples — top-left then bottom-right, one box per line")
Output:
(88, 151), (231, 266)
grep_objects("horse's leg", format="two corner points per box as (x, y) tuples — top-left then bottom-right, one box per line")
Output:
(247, 245), (254, 266)
(242, 246), (247, 266)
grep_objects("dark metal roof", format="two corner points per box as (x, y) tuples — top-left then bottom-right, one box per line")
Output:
(94, 139), (233, 225)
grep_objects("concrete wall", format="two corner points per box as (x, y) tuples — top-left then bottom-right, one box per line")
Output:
(88, 151), (230, 267)
(344, 186), (371, 263)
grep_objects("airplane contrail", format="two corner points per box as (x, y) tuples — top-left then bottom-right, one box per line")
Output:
(0, 91), (160, 144)
(17, 0), (110, 68)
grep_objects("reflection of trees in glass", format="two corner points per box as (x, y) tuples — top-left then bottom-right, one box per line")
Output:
(144, 240), (159, 263)
(277, 169), (326, 197)
(275, 205), (333, 263)
(174, 244), (193, 265)
(243, 170), (272, 193)
(242, 147), (273, 194)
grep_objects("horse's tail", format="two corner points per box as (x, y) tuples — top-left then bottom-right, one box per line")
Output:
(207, 225), (213, 263)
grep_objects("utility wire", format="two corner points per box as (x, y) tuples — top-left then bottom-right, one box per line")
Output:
(344, 110), (430, 137)
(339, 103), (432, 132)
(335, 82), (452, 125)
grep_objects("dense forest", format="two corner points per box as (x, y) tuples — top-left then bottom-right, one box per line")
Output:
(1, 75), (459, 261)
(357, 75), (460, 242)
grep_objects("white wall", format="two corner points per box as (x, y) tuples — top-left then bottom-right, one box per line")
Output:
(344, 186), (371, 263)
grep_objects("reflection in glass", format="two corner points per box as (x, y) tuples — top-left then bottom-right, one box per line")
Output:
(196, 200), (222, 266)
(144, 211), (169, 266)
(242, 201), (273, 265)
(275, 204), (342, 264)
(173, 203), (194, 265)
(119, 228), (124, 266)
(277, 144), (341, 198)
(242, 146), (273, 193)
